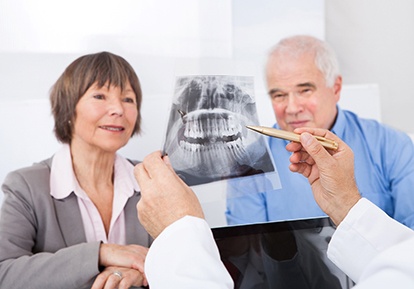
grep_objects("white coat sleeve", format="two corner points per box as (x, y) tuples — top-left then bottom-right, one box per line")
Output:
(145, 216), (234, 289)
(327, 198), (414, 288)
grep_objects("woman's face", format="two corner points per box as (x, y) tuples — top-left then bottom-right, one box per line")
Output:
(72, 81), (138, 153)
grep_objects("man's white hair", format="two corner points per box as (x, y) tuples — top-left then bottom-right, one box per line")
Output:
(267, 35), (340, 87)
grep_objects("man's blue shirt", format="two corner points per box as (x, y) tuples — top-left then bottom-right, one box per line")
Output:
(226, 107), (414, 228)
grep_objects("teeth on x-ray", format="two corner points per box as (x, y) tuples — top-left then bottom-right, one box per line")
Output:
(181, 110), (242, 144)
(164, 75), (268, 183)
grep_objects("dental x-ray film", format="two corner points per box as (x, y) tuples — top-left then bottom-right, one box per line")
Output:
(163, 75), (278, 187)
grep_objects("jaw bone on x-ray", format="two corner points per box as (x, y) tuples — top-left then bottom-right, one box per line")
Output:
(163, 75), (276, 186)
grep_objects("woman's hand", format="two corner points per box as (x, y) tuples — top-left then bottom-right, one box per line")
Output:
(91, 266), (148, 289)
(99, 243), (148, 273)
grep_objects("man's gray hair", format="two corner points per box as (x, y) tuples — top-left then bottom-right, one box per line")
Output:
(268, 35), (340, 87)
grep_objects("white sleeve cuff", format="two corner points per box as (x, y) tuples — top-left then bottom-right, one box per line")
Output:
(327, 198), (413, 282)
(145, 216), (233, 289)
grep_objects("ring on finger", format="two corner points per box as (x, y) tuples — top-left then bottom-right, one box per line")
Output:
(113, 271), (122, 280)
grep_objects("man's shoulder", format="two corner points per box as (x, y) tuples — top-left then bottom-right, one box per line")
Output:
(342, 110), (403, 134)
(342, 109), (380, 125)
(341, 110), (413, 150)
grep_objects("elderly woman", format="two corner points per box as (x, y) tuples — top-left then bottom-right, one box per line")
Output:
(0, 52), (151, 289)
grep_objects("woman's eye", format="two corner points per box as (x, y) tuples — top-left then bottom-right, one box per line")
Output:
(123, 97), (135, 103)
(93, 94), (105, 100)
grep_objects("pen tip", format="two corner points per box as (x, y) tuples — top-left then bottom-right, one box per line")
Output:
(246, 125), (261, 133)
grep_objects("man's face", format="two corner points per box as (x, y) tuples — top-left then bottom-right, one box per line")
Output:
(265, 53), (341, 132)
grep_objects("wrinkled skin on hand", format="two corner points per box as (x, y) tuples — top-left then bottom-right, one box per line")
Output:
(286, 127), (361, 226)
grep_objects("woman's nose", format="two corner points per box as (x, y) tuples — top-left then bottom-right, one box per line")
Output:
(109, 98), (124, 116)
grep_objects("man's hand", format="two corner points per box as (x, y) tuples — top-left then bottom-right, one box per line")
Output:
(286, 128), (361, 225)
(134, 151), (204, 239)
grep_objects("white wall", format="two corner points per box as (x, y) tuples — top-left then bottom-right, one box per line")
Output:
(326, 0), (414, 133)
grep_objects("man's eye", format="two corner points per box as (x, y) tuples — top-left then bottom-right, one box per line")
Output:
(272, 93), (286, 99)
(299, 88), (312, 95)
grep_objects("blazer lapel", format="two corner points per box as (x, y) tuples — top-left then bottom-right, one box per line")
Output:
(53, 192), (87, 246)
(125, 191), (153, 246)
(42, 157), (87, 246)
(54, 189), (151, 247)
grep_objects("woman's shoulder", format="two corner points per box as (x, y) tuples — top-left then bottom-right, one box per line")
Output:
(9, 157), (52, 175)
(3, 157), (53, 191)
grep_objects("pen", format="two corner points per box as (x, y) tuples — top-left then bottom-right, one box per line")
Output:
(246, 125), (338, 150)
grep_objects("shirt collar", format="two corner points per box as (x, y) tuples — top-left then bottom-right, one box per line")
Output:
(331, 105), (345, 136)
(50, 144), (77, 199)
(50, 144), (140, 200)
(114, 154), (140, 198)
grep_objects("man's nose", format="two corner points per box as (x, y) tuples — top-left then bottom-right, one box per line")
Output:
(285, 93), (302, 114)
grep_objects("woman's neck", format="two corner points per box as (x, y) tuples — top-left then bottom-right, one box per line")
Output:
(70, 141), (117, 235)
(70, 141), (116, 191)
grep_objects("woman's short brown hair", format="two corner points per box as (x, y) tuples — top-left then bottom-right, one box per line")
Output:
(50, 51), (142, 143)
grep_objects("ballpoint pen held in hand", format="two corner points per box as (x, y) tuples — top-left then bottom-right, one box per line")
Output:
(246, 125), (338, 150)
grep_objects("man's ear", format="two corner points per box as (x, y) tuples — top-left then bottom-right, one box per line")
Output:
(333, 75), (342, 102)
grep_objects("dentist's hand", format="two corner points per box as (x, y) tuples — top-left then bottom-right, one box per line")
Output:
(134, 151), (204, 238)
(286, 128), (361, 225)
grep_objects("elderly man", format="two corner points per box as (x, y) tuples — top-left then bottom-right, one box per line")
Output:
(226, 35), (414, 228)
